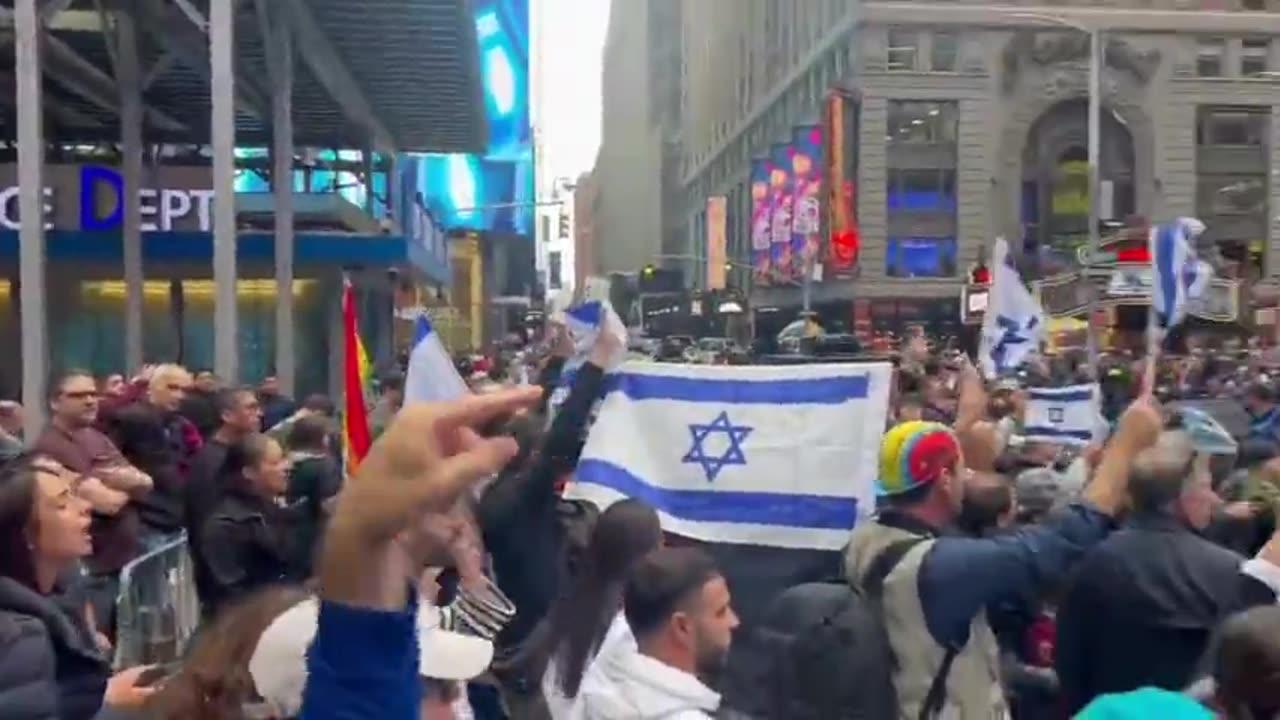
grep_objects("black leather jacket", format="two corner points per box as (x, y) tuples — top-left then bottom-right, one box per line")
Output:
(195, 491), (305, 617)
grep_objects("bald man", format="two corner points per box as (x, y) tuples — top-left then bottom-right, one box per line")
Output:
(1056, 429), (1279, 712)
(105, 364), (195, 540)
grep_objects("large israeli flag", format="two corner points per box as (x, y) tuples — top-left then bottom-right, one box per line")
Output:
(405, 314), (469, 404)
(979, 237), (1046, 379)
(564, 362), (893, 550)
(1150, 217), (1212, 332)
(1024, 384), (1105, 447)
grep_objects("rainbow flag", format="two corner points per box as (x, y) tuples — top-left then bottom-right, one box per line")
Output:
(341, 277), (372, 476)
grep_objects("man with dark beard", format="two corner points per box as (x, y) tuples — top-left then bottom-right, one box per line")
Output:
(576, 547), (739, 719)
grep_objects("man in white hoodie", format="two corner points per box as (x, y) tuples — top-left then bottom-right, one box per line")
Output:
(575, 547), (739, 719)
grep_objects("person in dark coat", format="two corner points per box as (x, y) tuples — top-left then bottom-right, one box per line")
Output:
(101, 365), (198, 543)
(196, 434), (304, 618)
(0, 455), (153, 720)
(179, 370), (220, 442)
(184, 387), (262, 602)
(1056, 429), (1280, 714)
(257, 376), (296, 433)
(284, 414), (343, 577)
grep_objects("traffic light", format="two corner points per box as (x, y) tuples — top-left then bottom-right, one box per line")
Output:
(642, 264), (656, 279)
(969, 262), (991, 285)
(558, 212), (570, 239)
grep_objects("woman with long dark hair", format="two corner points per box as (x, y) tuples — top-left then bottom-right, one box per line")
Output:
(195, 434), (303, 617)
(516, 498), (662, 718)
(149, 585), (312, 720)
(0, 455), (155, 719)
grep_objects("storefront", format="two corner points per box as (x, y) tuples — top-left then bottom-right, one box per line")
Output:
(0, 162), (451, 398)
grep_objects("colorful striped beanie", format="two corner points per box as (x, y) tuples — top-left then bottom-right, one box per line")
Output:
(877, 420), (960, 497)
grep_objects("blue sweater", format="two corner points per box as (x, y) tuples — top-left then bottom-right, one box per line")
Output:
(299, 597), (421, 720)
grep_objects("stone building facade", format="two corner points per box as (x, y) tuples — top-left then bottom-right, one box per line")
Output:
(672, 1), (1280, 332)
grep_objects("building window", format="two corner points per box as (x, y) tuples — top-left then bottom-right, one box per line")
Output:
(1197, 107), (1267, 146)
(1242, 38), (1270, 77)
(1197, 38), (1226, 77)
(548, 251), (563, 290)
(887, 101), (957, 143)
(887, 28), (918, 71)
(886, 237), (957, 278)
(887, 169), (957, 212)
(931, 32), (958, 72)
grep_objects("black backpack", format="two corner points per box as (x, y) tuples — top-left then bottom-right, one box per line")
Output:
(739, 538), (959, 719)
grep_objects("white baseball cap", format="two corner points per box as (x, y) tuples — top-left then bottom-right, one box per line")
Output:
(246, 597), (494, 718)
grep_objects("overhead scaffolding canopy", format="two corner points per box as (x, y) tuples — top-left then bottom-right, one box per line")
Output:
(0, 0), (488, 154)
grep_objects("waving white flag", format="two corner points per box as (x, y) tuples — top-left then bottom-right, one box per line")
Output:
(979, 238), (1046, 379)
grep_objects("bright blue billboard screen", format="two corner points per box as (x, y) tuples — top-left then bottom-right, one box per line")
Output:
(413, 0), (533, 235)
(475, 0), (530, 159)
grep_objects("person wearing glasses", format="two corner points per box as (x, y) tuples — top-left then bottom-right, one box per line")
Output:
(33, 370), (152, 638)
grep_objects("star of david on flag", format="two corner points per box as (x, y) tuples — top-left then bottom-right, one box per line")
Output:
(682, 411), (753, 483)
(1024, 385), (1105, 446)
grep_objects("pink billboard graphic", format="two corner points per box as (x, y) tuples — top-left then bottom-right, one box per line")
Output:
(790, 126), (823, 280)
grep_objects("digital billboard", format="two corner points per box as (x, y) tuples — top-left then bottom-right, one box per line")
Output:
(416, 154), (530, 235)
(413, 0), (533, 236)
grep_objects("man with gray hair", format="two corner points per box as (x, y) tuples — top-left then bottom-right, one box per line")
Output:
(1056, 427), (1280, 713)
(0, 400), (22, 462)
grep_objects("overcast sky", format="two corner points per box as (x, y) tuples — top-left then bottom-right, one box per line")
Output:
(537, 0), (610, 182)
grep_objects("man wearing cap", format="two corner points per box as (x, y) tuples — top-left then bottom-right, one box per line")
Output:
(842, 393), (1162, 719)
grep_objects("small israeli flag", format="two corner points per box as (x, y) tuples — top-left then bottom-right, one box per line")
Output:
(1024, 384), (1105, 447)
(405, 314), (469, 404)
(549, 300), (627, 417)
(979, 237), (1046, 379)
(564, 362), (893, 549)
(1150, 216), (1211, 332)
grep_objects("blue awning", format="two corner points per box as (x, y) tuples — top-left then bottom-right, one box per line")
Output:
(0, 230), (450, 286)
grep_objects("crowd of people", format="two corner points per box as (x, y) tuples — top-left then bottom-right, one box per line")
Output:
(2, 322), (1280, 719)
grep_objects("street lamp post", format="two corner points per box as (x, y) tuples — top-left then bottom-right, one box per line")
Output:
(1086, 27), (1103, 373)
(1012, 13), (1103, 374)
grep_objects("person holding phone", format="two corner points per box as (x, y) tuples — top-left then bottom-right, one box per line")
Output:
(0, 454), (157, 720)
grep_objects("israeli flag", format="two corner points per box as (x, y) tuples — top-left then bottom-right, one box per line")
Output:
(564, 362), (893, 550)
(1150, 217), (1212, 332)
(1024, 384), (1105, 447)
(549, 300), (627, 417)
(405, 314), (469, 404)
(979, 237), (1046, 379)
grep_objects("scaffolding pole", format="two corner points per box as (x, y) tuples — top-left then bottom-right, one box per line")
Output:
(16, 0), (46, 435)
(210, 0), (238, 382)
(261, 0), (296, 395)
(116, 9), (145, 373)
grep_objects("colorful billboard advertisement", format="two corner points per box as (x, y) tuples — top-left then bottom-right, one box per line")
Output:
(750, 159), (772, 283)
(824, 92), (860, 276)
(768, 143), (795, 283)
(790, 126), (822, 279)
(415, 0), (534, 236)
(706, 196), (727, 290)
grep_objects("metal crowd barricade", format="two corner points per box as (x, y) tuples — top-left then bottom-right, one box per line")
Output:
(112, 533), (200, 670)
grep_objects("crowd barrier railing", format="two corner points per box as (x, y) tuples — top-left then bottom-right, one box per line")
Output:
(112, 533), (200, 670)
